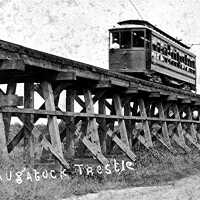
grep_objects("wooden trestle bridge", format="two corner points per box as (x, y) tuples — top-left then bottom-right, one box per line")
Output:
(0, 39), (200, 168)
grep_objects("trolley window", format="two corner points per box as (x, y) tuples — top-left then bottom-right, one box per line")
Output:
(121, 31), (131, 49)
(112, 32), (120, 43)
(132, 31), (144, 47)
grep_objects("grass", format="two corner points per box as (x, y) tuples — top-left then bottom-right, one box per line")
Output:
(0, 146), (200, 200)
(1, 124), (200, 199)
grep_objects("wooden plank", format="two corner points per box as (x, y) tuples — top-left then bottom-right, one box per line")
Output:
(124, 102), (133, 148)
(23, 82), (34, 167)
(181, 99), (191, 104)
(79, 90), (106, 113)
(158, 102), (172, 147)
(0, 112), (9, 162)
(65, 89), (75, 159)
(149, 92), (160, 98)
(113, 94), (129, 146)
(107, 129), (136, 162)
(151, 123), (175, 153)
(172, 134), (191, 152)
(187, 106), (197, 142)
(122, 96), (133, 107)
(3, 82), (16, 142)
(54, 71), (76, 81)
(79, 89), (108, 165)
(7, 84), (62, 153)
(41, 137), (70, 168)
(185, 134), (200, 150)
(167, 95), (177, 101)
(84, 90), (101, 151)
(104, 100), (113, 112)
(96, 80), (111, 88)
(0, 59), (25, 71)
(81, 137), (109, 165)
(75, 95), (85, 108)
(41, 81), (63, 157)
(173, 104), (191, 152)
(110, 79), (129, 87)
(0, 94), (23, 107)
(4, 107), (200, 123)
(138, 98), (153, 147)
(124, 87), (138, 94)
(98, 99), (107, 154)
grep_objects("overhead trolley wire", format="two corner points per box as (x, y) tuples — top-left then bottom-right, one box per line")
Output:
(128, 0), (144, 20)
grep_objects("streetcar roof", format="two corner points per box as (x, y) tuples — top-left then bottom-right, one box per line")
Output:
(109, 20), (190, 50)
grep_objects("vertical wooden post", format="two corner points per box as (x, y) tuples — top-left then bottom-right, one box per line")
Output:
(124, 102), (132, 148)
(84, 90), (101, 151)
(74, 89), (109, 165)
(138, 98), (153, 147)
(173, 104), (190, 152)
(41, 81), (63, 157)
(158, 102), (171, 146)
(65, 89), (75, 159)
(187, 106), (197, 142)
(24, 82), (34, 167)
(98, 98), (107, 154)
(0, 112), (9, 163)
(3, 82), (16, 142)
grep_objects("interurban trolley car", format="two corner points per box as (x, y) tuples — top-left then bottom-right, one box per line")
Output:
(109, 20), (196, 90)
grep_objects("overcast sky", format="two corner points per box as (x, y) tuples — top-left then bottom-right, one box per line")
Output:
(0, 0), (199, 90)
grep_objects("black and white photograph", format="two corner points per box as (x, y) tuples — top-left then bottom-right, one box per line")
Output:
(0, 0), (200, 199)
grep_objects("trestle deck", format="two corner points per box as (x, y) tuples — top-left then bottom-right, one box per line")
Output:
(0, 39), (200, 168)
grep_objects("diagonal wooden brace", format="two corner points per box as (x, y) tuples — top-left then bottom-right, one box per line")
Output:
(41, 137), (70, 169)
(173, 104), (191, 153)
(107, 129), (136, 162)
(113, 94), (129, 146)
(84, 90), (101, 151)
(138, 98), (153, 147)
(41, 81), (64, 157)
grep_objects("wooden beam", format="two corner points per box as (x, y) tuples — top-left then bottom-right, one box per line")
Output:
(75, 95), (85, 108)
(149, 92), (160, 98)
(54, 71), (76, 81)
(83, 89), (108, 165)
(0, 59), (25, 71)
(79, 90), (106, 113)
(4, 107), (200, 124)
(186, 106), (197, 142)
(41, 137), (70, 168)
(98, 99), (107, 154)
(138, 98), (153, 147)
(172, 104), (191, 152)
(158, 102), (172, 147)
(181, 99), (191, 104)
(3, 82), (16, 142)
(124, 87), (138, 94)
(104, 100), (113, 112)
(167, 95), (177, 101)
(0, 112), (9, 163)
(96, 80), (111, 88)
(65, 89), (75, 159)
(23, 82), (34, 167)
(0, 94), (23, 107)
(41, 81), (63, 157)
(110, 79), (129, 87)
(124, 102), (133, 148)
(107, 129), (136, 162)
(84, 90), (101, 151)
(113, 94), (129, 146)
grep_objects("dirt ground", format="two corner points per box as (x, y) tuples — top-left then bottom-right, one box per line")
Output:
(64, 174), (200, 200)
